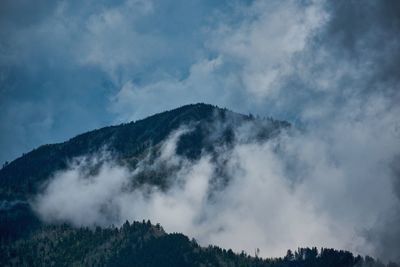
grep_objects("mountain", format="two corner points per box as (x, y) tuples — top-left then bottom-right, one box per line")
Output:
(0, 103), (289, 241)
(0, 103), (396, 267)
(0, 103), (288, 200)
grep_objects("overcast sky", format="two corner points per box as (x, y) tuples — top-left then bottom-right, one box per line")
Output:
(1, 0), (399, 164)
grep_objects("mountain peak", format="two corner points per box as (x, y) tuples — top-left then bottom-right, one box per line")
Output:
(0, 104), (289, 200)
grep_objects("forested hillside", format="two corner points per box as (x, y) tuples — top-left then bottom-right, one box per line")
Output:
(1, 220), (396, 267)
(0, 103), (289, 200)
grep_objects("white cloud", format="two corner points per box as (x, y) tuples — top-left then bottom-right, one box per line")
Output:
(108, 0), (330, 121)
(77, 0), (160, 83)
(207, 0), (328, 99)
(109, 56), (236, 122)
(32, 116), (400, 260)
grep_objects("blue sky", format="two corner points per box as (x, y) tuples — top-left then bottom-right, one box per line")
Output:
(0, 0), (399, 164)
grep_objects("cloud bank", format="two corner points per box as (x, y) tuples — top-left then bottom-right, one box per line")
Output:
(34, 121), (400, 261)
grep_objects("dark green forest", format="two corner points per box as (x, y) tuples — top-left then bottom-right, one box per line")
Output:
(1, 220), (397, 267)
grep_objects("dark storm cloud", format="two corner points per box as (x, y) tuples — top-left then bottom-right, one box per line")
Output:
(320, 0), (400, 92)
(296, 2), (400, 261)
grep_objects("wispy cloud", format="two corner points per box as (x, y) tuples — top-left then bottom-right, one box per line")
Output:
(33, 118), (400, 261)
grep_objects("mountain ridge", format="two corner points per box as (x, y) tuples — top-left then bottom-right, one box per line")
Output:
(0, 103), (289, 199)
(0, 103), (289, 242)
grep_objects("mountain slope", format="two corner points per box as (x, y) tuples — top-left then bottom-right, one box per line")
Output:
(0, 103), (289, 200)
(0, 103), (289, 241)
(0, 104), (398, 267)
